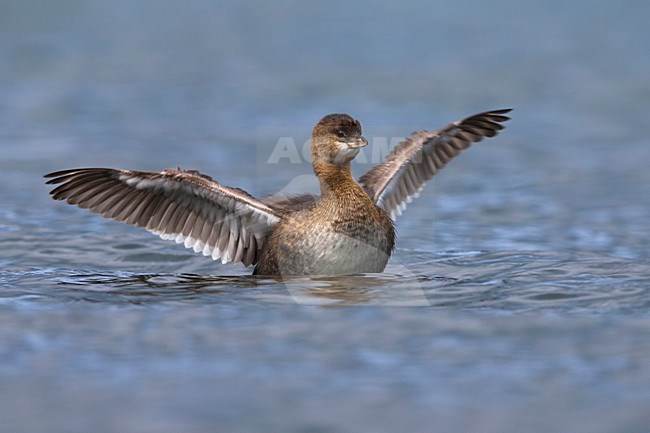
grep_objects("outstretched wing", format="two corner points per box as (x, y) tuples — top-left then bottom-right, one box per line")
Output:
(359, 109), (512, 219)
(45, 168), (282, 266)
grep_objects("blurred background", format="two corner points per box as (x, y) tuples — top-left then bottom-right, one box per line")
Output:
(1, 1), (649, 432)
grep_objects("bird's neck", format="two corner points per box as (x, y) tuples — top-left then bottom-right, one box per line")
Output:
(313, 161), (362, 198)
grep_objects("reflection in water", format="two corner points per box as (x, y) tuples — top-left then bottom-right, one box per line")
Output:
(53, 272), (260, 304)
(52, 272), (402, 305)
(282, 275), (385, 305)
(51, 270), (448, 306)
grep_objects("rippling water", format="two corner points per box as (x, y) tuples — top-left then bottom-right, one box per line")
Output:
(3, 251), (649, 310)
(1, 1), (649, 432)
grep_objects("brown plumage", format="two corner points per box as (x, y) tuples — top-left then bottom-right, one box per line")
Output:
(359, 109), (512, 219)
(45, 109), (511, 275)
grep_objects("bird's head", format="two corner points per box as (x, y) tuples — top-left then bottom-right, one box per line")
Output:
(311, 113), (368, 165)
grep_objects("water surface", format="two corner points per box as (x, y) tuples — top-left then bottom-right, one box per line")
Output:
(1, 1), (649, 432)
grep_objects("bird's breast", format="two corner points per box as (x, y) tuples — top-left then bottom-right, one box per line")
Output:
(263, 203), (393, 275)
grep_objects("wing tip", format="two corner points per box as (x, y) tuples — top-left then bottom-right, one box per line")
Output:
(43, 167), (111, 178)
(482, 107), (513, 122)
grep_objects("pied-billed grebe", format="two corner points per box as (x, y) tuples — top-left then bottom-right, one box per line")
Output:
(45, 109), (511, 276)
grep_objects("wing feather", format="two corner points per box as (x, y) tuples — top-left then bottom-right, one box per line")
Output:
(359, 109), (511, 219)
(45, 167), (282, 266)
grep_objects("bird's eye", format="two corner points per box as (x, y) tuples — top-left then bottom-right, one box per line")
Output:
(336, 130), (345, 138)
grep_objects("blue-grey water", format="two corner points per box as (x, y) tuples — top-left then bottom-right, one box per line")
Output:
(1, 1), (649, 432)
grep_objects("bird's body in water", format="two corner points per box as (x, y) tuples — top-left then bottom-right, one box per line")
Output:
(45, 109), (511, 276)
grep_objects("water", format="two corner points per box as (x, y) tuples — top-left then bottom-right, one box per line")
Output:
(1, 1), (649, 432)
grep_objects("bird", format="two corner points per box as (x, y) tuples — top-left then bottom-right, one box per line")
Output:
(45, 108), (511, 276)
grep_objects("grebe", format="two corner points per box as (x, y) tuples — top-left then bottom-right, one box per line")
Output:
(45, 109), (511, 276)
